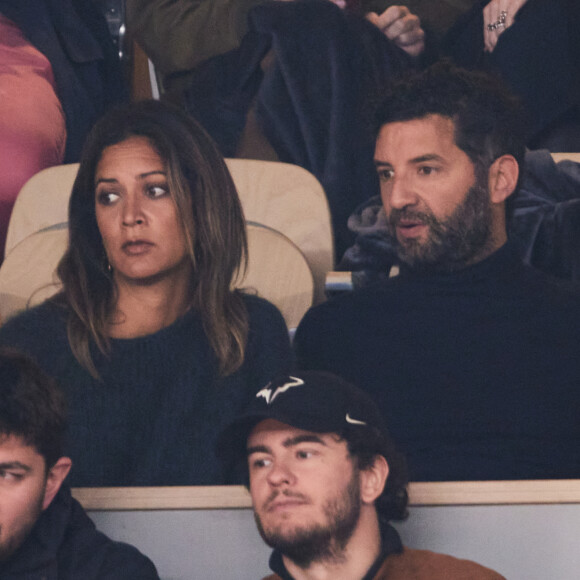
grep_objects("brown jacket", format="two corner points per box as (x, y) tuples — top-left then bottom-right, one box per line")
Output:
(263, 547), (505, 580)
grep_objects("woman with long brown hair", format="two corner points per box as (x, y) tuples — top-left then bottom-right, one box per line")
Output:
(0, 100), (292, 486)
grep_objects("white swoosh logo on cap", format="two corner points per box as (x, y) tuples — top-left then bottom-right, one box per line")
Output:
(345, 414), (367, 425)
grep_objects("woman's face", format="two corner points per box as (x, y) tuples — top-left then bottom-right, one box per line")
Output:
(95, 136), (192, 286)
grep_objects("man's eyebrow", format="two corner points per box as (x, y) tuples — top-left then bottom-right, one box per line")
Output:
(95, 170), (166, 186)
(247, 444), (270, 456)
(374, 154), (446, 167)
(246, 434), (327, 456)
(283, 434), (327, 448)
(0, 461), (32, 471)
(409, 154), (445, 164)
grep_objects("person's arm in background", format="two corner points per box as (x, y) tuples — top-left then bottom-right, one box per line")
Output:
(128, 0), (426, 75)
(126, 0), (266, 77)
(327, 0), (426, 57)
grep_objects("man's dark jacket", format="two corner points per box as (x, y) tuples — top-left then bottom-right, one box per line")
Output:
(0, 486), (159, 579)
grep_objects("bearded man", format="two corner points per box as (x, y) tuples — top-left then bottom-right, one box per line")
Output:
(294, 63), (580, 482)
(218, 372), (505, 579)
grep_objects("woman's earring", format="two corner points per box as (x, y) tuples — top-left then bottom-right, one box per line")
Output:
(103, 253), (113, 274)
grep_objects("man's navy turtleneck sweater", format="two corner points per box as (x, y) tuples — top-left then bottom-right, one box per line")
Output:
(295, 243), (580, 481)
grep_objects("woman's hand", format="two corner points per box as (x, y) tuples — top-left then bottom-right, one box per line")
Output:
(366, 6), (425, 58)
(483, 0), (528, 52)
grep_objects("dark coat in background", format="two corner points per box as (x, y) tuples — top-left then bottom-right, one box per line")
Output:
(443, 0), (580, 149)
(0, 486), (159, 579)
(184, 0), (412, 257)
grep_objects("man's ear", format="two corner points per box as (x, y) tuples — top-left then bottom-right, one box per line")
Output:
(488, 154), (519, 204)
(359, 455), (389, 505)
(42, 456), (72, 510)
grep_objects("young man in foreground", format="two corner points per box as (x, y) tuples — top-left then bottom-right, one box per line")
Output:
(0, 348), (159, 578)
(218, 372), (505, 579)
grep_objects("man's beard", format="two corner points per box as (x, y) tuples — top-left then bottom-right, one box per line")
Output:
(254, 472), (361, 569)
(389, 173), (493, 272)
(0, 495), (43, 563)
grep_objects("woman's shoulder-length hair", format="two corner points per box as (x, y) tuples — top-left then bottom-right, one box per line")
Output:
(57, 99), (249, 378)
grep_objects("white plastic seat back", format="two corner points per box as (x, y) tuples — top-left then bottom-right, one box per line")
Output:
(241, 223), (313, 332)
(0, 227), (67, 321)
(225, 158), (332, 303)
(551, 153), (580, 163)
(5, 163), (78, 256)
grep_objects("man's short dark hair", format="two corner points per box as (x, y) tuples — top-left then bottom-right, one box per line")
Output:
(0, 348), (66, 469)
(341, 423), (409, 522)
(375, 61), (527, 188)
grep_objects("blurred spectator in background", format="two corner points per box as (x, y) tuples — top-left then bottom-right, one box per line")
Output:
(127, 0), (425, 98)
(348, 0), (580, 150)
(0, 0), (127, 259)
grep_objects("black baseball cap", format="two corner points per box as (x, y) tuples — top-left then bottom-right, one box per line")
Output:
(216, 371), (391, 462)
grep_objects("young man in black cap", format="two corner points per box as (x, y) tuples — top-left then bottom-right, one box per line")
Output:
(218, 371), (505, 580)
(0, 348), (159, 579)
